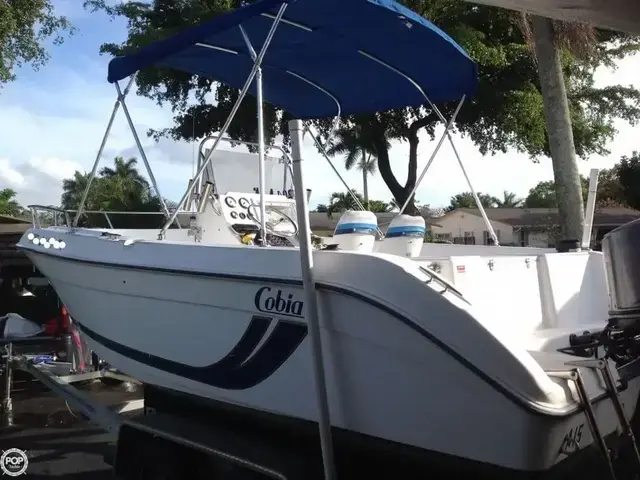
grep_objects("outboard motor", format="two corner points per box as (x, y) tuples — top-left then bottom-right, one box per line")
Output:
(331, 211), (378, 252)
(379, 214), (426, 258)
(600, 218), (640, 365)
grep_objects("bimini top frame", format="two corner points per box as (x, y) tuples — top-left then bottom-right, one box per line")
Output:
(88, 1), (481, 479)
(107, 0), (477, 117)
(104, 0), (497, 242)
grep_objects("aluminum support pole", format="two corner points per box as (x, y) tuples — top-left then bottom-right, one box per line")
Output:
(73, 75), (136, 227)
(115, 81), (175, 227)
(240, 26), (268, 245)
(360, 50), (499, 245)
(289, 119), (336, 480)
(399, 97), (465, 216)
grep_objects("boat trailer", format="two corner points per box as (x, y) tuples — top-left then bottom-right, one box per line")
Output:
(0, 338), (320, 479)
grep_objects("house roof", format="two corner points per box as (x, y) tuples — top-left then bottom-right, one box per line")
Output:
(449, 207), (640, 227)
(0, 214), (31, 225)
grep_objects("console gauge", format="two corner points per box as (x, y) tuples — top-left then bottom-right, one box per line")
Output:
(239, 197), (250, 209)
(225, 196), (237, 208)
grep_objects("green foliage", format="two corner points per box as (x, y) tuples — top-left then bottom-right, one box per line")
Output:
(523, 180), (558, 208)
(0, 188), (22, 216)
(495, 190), (524, 207)
(523, 152), (640, 209)
(326, 127), (384, 173)
(367, 200), (392, 213)
(523, 178), (592, 208)
(84, 0), (640, 210)
(61, 156), (164, 228)
(325, 191), (391, 217)
(445, 192), (500, 212)
(0, 0), (74, 85)
(615, 151), (640, 209)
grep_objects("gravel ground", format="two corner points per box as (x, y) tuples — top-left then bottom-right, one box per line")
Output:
(0, 374), (141, 479)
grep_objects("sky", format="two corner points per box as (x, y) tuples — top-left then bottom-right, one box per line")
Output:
(0, 1), (639, 210)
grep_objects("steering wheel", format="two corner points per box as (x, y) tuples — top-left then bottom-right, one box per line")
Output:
(247, 204), (299, 238)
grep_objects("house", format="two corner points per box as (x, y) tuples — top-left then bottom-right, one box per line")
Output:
(309, 212), (439, 237)
(430, 207), (640, 247)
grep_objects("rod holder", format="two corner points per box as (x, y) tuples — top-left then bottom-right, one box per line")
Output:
(198, 182), (214, 214)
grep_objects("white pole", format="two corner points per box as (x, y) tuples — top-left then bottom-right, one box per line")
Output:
(582, 168), (600, 249)
(399, 97), (465, 216)
(73, 75), (136, 227)
(288, 119), (337, 480)
(240, 25), (268, 245)
(255, 71), (268, 244)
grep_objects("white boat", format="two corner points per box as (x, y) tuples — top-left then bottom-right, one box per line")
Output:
(17, 0), (640, 477)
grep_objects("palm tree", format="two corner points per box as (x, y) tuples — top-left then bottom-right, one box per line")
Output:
(326, 191), (365, 218)
(61, 157), (163, 228)
(519, 15), (595, 242)
(61, 172), (95, 210)
(496, 190), (524, 208)
(99, 156), (148, 187)
(99, 156), (154, 209)
(326, 126), (389, 210)
(366, 200), (392, 213)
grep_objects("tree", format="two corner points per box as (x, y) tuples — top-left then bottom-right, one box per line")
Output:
(445, 192), (499, 212)
(324, 191), (392, 217)
(61, 157), (164, 228)
(367, 200), (392, 213)
(99, 156), (148, 185)
(326, 126), (389, 209)
(419, 204), (444, 218)
(615, 152), (640, 210)
(315, 204), (329, 213)
(523, 181), (557, 208)
(0, 1), (74, 85)
(496, 191), (524, 208)
(0, 189), (22, 216)
(87, 0), (640, 216)
(523, 161), (640, 210)
(326, 191), (365, 218)
(521, 17), (594, 243)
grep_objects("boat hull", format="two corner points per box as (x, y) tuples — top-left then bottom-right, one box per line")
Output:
(19, 229), (640, 472)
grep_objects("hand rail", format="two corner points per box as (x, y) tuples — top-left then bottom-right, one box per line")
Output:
(28, 205), (72, 229)
(418, 266), (469, 304)
(27, 205), (195, 230)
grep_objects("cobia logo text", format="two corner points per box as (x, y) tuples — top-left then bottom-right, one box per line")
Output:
(254, 286), (304, 318)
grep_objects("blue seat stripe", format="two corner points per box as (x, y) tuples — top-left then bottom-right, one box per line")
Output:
(335, 222), (377, 236)
(386, 225), (426, 238)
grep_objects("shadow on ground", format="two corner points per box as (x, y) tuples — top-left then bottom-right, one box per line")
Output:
(0, 373), (139, 478)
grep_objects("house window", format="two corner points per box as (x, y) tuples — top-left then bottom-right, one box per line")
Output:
(483, 230), (501, 245)
(463, 231), (476, 245)
(435, 233), (452, 241)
